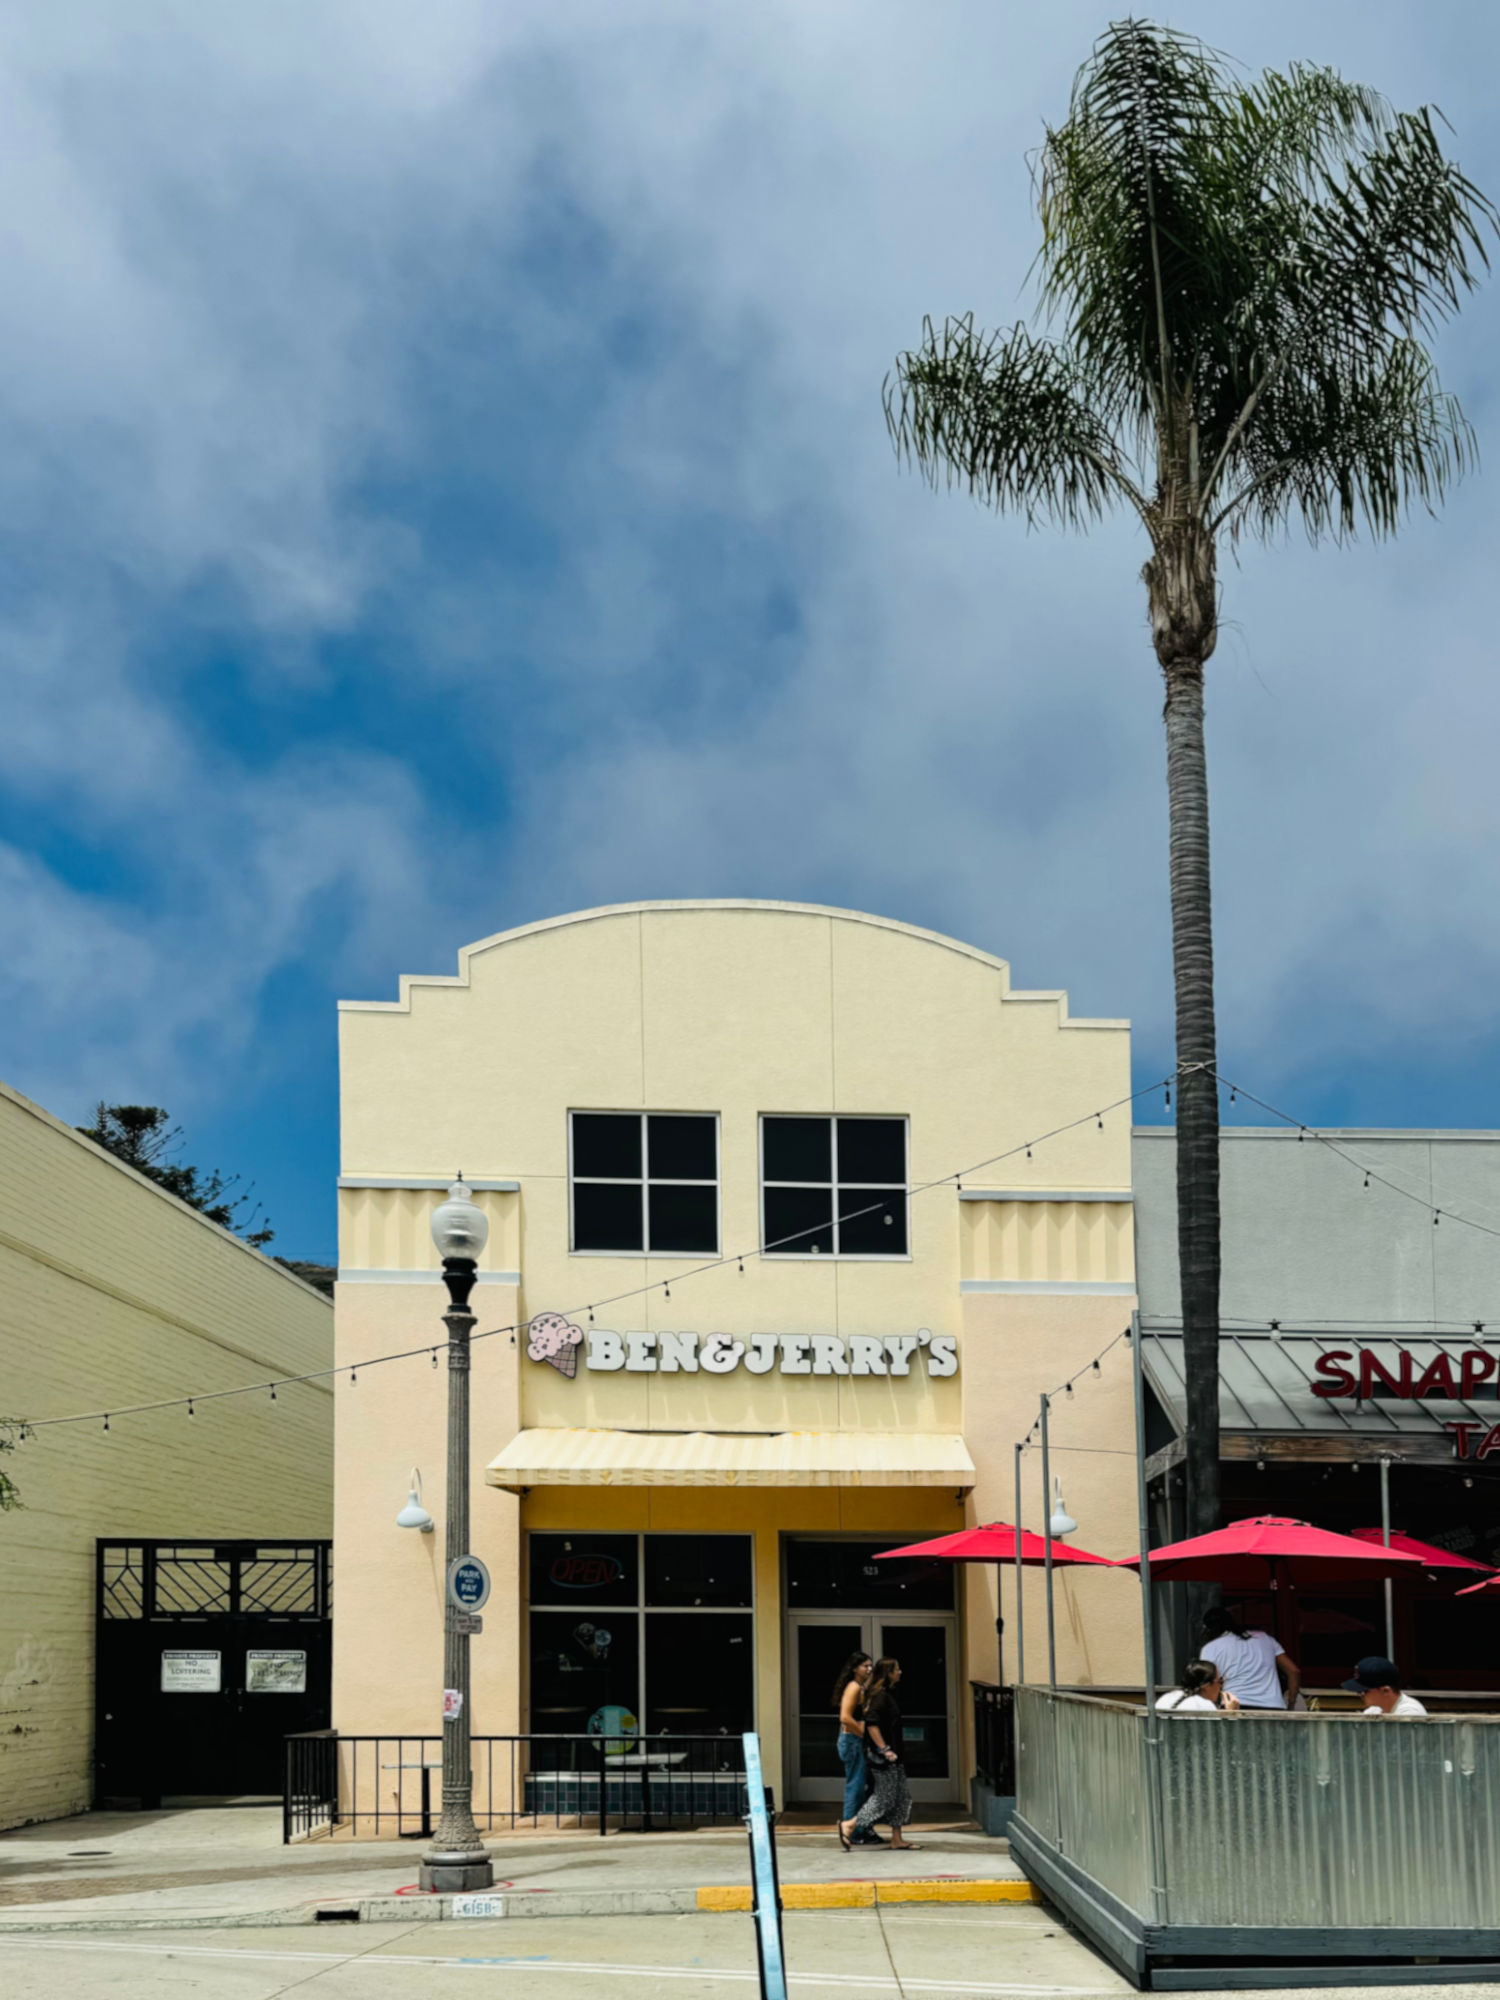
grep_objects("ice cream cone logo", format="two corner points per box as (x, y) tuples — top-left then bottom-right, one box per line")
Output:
(527, 1312), (584, 1377)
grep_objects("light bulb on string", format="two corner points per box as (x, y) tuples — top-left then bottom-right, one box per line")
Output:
(269, 1384), (277, 1401)
(103, 1414), (110, 1433)
(187, 1399), (194, 1418)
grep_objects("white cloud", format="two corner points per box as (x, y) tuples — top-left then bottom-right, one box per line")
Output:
(0, 0), (1497, 1144)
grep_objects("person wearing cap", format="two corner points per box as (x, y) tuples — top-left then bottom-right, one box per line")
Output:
(1344, 1655), (1427, 1717)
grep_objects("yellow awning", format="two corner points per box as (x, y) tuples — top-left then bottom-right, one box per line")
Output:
(486, 1428), (975, 1493)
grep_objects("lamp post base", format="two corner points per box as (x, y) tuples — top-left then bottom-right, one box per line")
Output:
(419, 1853), (495, 1892)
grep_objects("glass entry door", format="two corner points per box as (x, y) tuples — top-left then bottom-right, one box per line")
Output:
(787, 1612), (957, 1803)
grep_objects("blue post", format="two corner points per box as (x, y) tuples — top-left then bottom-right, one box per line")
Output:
(742, 1732), (787, 2000)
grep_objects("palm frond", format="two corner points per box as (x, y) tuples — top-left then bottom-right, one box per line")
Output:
(885, 316), (1143, 529)
(1037, 19), (1226, 441)
(889, 19), (1494, 552)
(1217, 338), (1476, 540)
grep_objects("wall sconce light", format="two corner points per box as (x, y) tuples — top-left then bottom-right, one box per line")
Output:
(396, 1466), (434, 1533)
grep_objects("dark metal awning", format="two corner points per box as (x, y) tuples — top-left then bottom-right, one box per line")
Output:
(1141, 1327), (1498, 1467)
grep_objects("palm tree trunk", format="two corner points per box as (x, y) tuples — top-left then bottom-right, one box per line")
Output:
(1162, 652), (1221, 1538)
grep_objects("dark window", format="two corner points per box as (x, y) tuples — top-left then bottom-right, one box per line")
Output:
(763, 1185), (834, 1257)
(649, 1183), (717, 1254)
(529, 1534), (754, 1744)
(571, 1114), (642, 1180)
(528, 1611), (641, 1739)
(645, 1613), (754, 1735)
(784, 1539), (953, 1610)
(570, 1112), (718, 1254)
(762, 1116), (831, 1184)
(838, 1185), (906, 1255)
(648, 1115), (717, 1181)
(528, 1533), (639, 1608)
(761, 1116), (907, 1257)
(646, 1535), (754, 1607)
(572, 1183), (644, 1253)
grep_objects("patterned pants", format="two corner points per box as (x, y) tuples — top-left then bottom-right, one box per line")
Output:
(852, 1757), (911, 1832)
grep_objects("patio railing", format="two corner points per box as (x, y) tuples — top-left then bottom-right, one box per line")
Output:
(1010, 1685), (1500, 1986)
(969, 1681), (1015, 1795)
(283, 1730), (751, 1842)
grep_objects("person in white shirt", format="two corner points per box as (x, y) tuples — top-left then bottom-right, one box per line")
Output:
(1156, 1660), (1241, 1714)
(1199, 1608), (1300, 1710)
(1343, 1655), (1428, 1717)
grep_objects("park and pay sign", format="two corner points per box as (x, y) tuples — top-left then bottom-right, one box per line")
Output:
(447, 1555), (491, 1612)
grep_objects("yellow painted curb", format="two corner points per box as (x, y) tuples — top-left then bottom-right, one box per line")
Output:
(785, 1882), (877, 1909)
(877, 1880), (1039, 1905)
(696, 1880), (1037, 1913)
(697, 1887), (754, 1911)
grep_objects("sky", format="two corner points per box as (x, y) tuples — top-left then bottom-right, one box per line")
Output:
(2, 0), (1499, 1265)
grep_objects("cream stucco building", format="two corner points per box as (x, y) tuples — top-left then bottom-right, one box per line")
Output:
(0, 1079), (334, 1831)
(335, 900), (1143, 1810)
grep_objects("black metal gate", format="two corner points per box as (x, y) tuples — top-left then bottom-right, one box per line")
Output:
(96, 1540), (332, 1807)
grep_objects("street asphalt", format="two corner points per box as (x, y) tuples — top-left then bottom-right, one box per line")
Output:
(4, 1906), (1500, 2000)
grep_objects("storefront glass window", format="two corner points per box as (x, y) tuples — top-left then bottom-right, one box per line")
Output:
(528, 1533), (639, 1608)
(528, 1533), (754, 1742)
(645, 1611), (754, 1734)
(761, 1115), (909, 1257)
(570, 1112), (719, 1254)
(529, 1611), (641, 1739)
(645, 1535), (754, 1607)
(785, 1538), (953, 1609)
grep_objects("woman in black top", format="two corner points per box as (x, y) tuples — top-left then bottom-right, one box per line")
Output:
(838, 1659), (919, 1851)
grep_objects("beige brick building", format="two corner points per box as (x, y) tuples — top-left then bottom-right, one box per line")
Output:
(0, 1079), (333, 1830)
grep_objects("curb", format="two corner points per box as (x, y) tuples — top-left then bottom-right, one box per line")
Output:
(0, 1877), (1038, 1935)
(698, 1881), (1040, 1912)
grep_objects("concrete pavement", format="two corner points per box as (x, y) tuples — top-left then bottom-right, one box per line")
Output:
(0, 1806), (1031, 1933)
(4, 1906), (1500, 2000)
(0, 1904), (1126, 1998)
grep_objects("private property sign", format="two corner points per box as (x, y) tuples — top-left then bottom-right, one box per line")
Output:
(1310, 1345), (1500, 1458)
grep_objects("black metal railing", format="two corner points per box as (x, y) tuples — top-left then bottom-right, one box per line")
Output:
(971, 1681), (1015, 1796)
(283, 1731), (751, 1842)
(284, 1729), (340, 1841)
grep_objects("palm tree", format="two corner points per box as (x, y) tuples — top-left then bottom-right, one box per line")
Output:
(887, 20), (1493, 1536)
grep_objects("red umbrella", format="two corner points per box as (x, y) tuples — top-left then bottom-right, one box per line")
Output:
(1348, 1528), (1494, 1574)
(1118, 1515), (1426, 1587)
(875, 1524), (1118, 1686)
(874, 1524), (1117, 1567)
(1457, 1573), (1500, 1598)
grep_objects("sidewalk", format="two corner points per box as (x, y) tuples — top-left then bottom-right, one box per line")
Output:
(0, 1806), (1033, 1933)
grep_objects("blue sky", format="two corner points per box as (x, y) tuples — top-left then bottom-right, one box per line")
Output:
(2, 1), (1500, 1264)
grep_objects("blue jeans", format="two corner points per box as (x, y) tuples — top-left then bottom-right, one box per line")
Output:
(837, 1732), (869, 1820)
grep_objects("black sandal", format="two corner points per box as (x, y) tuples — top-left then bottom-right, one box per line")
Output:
(837, 1823), (852, 1851)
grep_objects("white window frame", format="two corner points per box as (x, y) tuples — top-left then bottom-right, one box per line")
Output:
(758, 1113), (911, 1261)
(568, 1110), (721, 1258)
